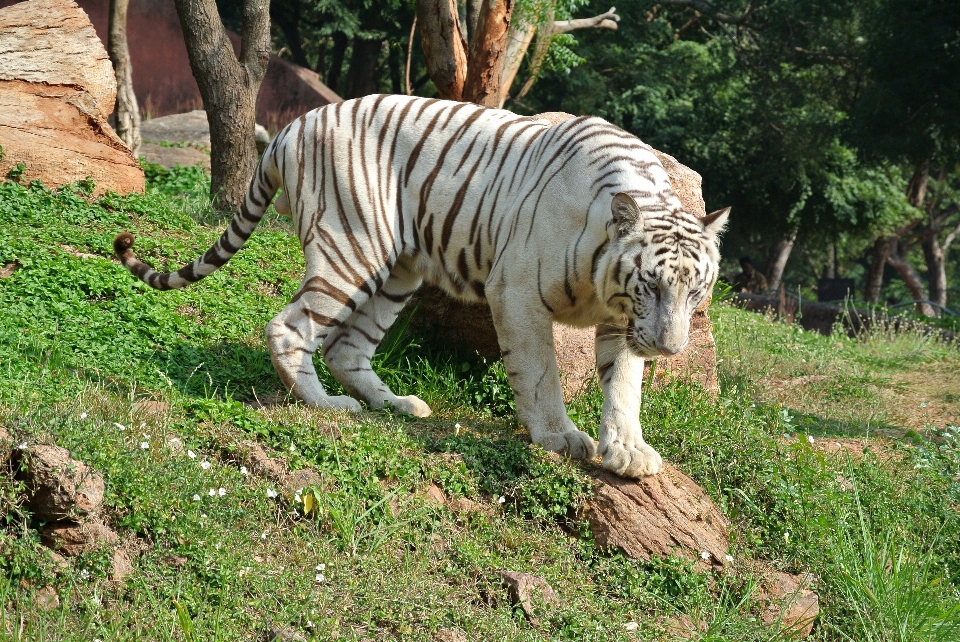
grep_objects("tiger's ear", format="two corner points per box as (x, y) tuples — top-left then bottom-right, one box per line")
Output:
(611, 193), (645, 237)
(700, 206), (730, 239)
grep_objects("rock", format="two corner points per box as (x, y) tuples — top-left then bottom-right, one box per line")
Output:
(40, 519), (118, 556)
(244, 443), (288, 482)
(111, 548), (134, 581)
(258, 624), (308, 642)
(757, 567), (819, 637)
(132, 399), (170, 420)
(283, 468), (322, 496)
(434, 628), (467, 642)
(17, 444), (105, 521)
(406, 112), (719, 400)
(420, 483), (447, 506)
(160, 554), (189, 568)
(0, 0), (144, 195)
(33, 586), (60, 611)
(138, 142), (210, 170)
(139, 109), (270, 154)
(582, 463), (730, 566)
(0, 426), (12, 467)
(499, 571), (558, 620)
(43, 549), (71, 574)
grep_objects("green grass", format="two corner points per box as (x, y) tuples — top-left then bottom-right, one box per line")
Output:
(1, 168), (959, 640)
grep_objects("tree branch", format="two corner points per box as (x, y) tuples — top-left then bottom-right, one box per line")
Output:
(546, 6), (620, 35)
(660, 0), (756, 25)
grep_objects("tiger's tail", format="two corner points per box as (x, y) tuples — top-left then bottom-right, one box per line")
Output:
(113, 139), (284, 291)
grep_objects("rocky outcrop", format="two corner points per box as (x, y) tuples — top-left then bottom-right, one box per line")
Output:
(408, 112), (719, 400)
(0, 0), (144, 194)
(499, 571), (558, 621)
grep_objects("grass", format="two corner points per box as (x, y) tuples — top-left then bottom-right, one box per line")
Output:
(1, 166), (959, 640)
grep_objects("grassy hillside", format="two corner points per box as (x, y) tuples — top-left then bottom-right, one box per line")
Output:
(1, 168), (959, 641)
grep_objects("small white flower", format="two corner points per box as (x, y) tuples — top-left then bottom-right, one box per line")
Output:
(200, 460), (211, 470)
(294, 493), (302, 503)
(807, 435), (815, 444)
(114, 422), (126, 431)
(188, 450), (197, 459)
(79, 412), (88, 420)
(454, 423), (461, 429)
(218, 487), (226, 497)
(315, 573), (325, 583)
(201, 513), (207, 519)
(725, 554), (734, 563)
(498, 496), (506, 504)
(784, 531), (791, 542)
(192, 494), (201, 501)
(315, 563), (326, 571)
(266, 488), (278, 499)
(700, 551), (710, 560)
(623, 622), (639, 632)
(17, 441), (27, 449)
(307, 620), (315, 629)
(208, 488), (216, 497)
(261, 532), (268, 540)
(80, 569), (90, 580)
(289, 443), (296, 452)
(239, 466), (249, 476)
(140, 442), (149, 450)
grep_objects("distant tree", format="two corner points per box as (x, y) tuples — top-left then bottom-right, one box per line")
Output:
(108, 0), (140, 156)
(416, 0), (618, 106)
(174, 0), (271, 211)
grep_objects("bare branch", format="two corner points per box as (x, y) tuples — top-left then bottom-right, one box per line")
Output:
(406, 16), (417, 95)
(547, 6), (620, 36)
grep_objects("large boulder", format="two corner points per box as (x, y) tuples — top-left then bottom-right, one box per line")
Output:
(0, 0), (144, 194)
(138, 109), (270, 169)
(408, 112), (719, 399)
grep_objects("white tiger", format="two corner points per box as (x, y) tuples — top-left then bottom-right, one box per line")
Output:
(114, 95), (728, 478)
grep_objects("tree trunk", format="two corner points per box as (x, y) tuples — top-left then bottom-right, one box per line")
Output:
(864, 236), (890, 304)
(271, 3), (310, 68)
(416, 0), (468, 100)
(921, 227), (947, 308)
(345, 37), (383, 98)
(466, 0), (482, 44)
(765, 229), (796, 291)
(174, 0), (270, 211)
(326, 31), (349, 94)
(825, 242), (836, 279)
(887, 241), (936, 316)
(108, 0), (140, 156)
(462, 0), (514, 106)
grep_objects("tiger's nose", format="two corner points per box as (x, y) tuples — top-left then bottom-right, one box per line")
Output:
(658, 346), (680, 357)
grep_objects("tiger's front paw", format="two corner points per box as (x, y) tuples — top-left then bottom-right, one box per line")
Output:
(601, 440), (663, 478)
(538, 429), (598, 460)
(394, 395), (433, 418)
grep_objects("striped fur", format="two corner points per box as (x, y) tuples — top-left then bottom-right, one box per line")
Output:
(114, 95), (729, 478)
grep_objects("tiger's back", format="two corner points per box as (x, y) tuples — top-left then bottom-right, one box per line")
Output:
(115, 94), (728, 479)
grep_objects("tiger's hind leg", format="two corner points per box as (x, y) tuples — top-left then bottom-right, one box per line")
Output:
(322, 257), (432, 417)
(265, 275), (383, 412)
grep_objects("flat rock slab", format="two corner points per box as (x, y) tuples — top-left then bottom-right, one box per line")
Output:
(0, 0), (143, 194)
(40, 518), (118, 556)
(140, 109), (269, 153)
(139, 142), (210, 169)
(583, 463), (730, 567)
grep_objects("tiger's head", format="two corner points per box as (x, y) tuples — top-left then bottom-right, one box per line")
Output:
(599, 192), (729, 358)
